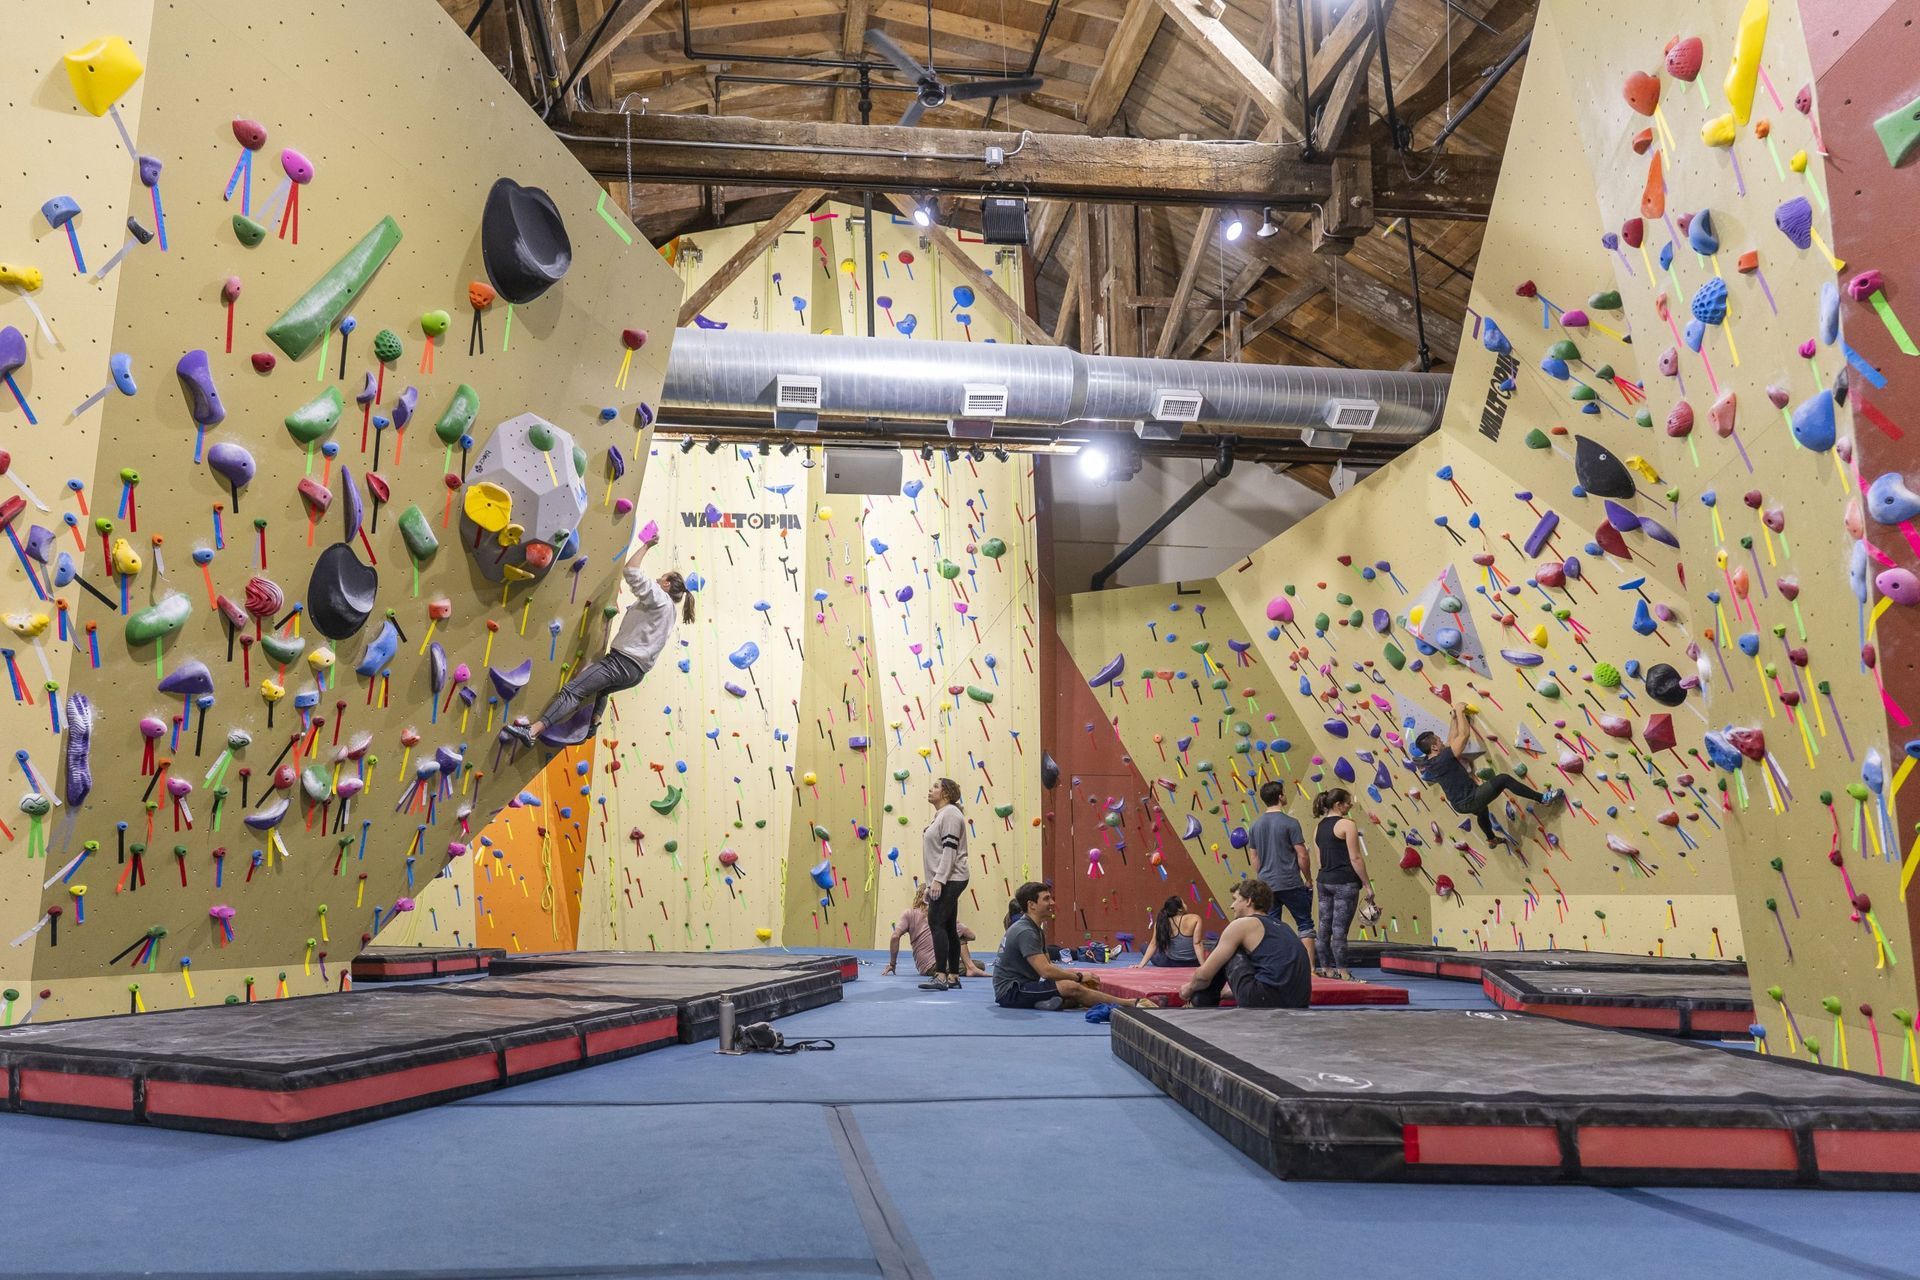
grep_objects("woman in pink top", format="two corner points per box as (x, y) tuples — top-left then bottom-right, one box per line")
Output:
(884, 886), (982, 977)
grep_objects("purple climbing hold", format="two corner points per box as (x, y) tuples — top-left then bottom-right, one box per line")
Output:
(175, 350), (225, 428)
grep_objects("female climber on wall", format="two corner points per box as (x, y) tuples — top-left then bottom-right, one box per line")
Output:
(917, 778), (971, 991)
(1310, 788), (1375, 980)
(502, 531), (693, 747)
(1137, 894), (1208, 968)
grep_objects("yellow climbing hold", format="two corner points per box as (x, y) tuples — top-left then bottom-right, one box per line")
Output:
(1700, 113), (1738, 147)
(463, 481), (512, 532)
(1527, 624), (1550, 647)
(64, 36), (145, 116)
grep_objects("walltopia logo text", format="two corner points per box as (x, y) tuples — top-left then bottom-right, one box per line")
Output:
(682, 510), (803, 531)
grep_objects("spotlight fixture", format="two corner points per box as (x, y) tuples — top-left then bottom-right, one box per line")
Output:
(1076, 441), (1111, 480)
(968, 445), (985, 463)
(1223, 215), (1244, 242)
(757, 441), (771, 456)
(1076, 437), (1141, 483)
(679, 437), (696, 454)
(779, 442), (796, 456)
(1255, 206), (1280, 238)
(992, 446), (1008, 462)
(919, 445), (934, 461)
(944, 445), (959, 462)
(911, 196), (936, 228)
(704, 439), (721, 454)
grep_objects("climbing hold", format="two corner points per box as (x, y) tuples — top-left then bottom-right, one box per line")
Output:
(63, 35), (144, 116)
(1573, 435), (1634, 498)
(1790, 390), (1836, 452)
(307, 542), (378, 639)
(265, 218), (404, 360)
(482, 178), (573, 304)
(284, 386), (344, 445)
(125, 593), (192, 646)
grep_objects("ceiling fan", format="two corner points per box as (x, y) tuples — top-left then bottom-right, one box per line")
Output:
(863, 28), (1045, 126)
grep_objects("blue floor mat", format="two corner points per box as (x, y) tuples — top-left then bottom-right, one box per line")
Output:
(0, 947), (1911, 1279)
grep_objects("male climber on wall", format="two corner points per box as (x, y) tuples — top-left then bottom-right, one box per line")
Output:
(1413, 703), (1562, 848)
(502, 532), (691, 747)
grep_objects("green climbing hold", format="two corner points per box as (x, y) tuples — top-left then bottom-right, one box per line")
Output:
(650, 785), (683, 815)
(284, 386), (344, 445)
(571, 445), (588, 479)
(1534, 678), (1562, 698)
(965, 685), (993, 704)
(892, 769), (910, 782)
(1592, 661), (1621, 687)
(1194, 761), (1214, 774)
(1383, 642), (1405, 669)
(433, 384), (478, 445)
(1190, 640), (1210, 653)
(811, 824), (831, 841)
(1335, 593), (1353, 607)
(125, 593), (192, 645)
(1594, 364), (1616, 381)
(1569, 383), (1596, 402)
(936, 559), (960, 579)
(1313, 613), (1331, 632)
(1588, 290), (1622, 311)
(1524, 429), (1551, 449)
(1347, 609), (1364, 628)
(664, 840), (678, 853)
(232, 214), (267, 247)
(527, 421), (555, 451)
(993, 804), (1013, 819)
(1845, 781), (1872, 801)
(1548, 339), (1581, 361)
(398, 504), (439, 560)
(979, 538), (1007, 558)
(421, 309), (451, 337)
(372, 328), (403, 363)
(1874, 92), (1920, 168)
(1634, 408), (1654, 429)
(1233, 741), (1252, 755)
(1232, 721), (1252, 737)
(259, 633), (306, 664)
(265, 216), (403, 359)
(1209, 676), (1229, 691)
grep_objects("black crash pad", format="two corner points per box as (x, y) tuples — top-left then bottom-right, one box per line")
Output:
(430, 963), (843, 1043)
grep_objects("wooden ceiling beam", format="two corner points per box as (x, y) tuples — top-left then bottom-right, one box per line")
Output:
(1149, 0), (1302, 139)
(565, 0), (673, 106)
(677, 188), (827, 323)
(1079, 0), (1163, 132)
(1390, 0), (1533, 128)
(555, 110), (1497, 217)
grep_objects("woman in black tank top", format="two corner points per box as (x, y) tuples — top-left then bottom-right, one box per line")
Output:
(1309, 789), (1374, 978)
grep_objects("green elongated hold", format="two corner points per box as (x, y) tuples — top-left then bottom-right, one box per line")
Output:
(1194, 760), (1215, 773)
(1534, 678), (1562, 699)
(265, 216), (404, 359)
(398, 504), (438, 560)
(1383, 641), (1405, 669)
(650, 785), (684, 815)
(1190, 640), (1210, 653)
(125, 593), (192, 645)
(936, 558), (960, 579)
(965, 684), (994, 704)
(811, 824), (831, 841)
(259, 633), (306, 664)
(284, 386), (343, 444)
(1524, 429), (1551, 449)
(1588, 290), (1622, 311)
(1209, 676), (1229, 691)
(433, 384), (478, 444)
(1569, 383), (1596, 402)
(1875, 93), (1920, 168)
(232, 215), (267, 247)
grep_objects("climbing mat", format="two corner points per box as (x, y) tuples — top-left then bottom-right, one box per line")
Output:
(350, 946), (505, 982)
(487, 949), (860, 983)
(0, 987), (677, 1139)
(433, 963), (843, 1043)
(1112, 1007), (1920, 1189)
(1479, 964), (1756, 1039)
(1084, 966), (1408, 1007)
(1380, 947), (1745, 983)
(1328, 940), (1404, 969)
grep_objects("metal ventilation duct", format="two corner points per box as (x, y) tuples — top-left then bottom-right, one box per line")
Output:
(660, 329), (1449, 442)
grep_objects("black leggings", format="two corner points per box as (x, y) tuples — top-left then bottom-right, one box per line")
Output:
(1316, 881), (1362, 970)
(536, 651), (646, 730)
(928, 878), (967, 977)
(1459, 774), (1546, 840)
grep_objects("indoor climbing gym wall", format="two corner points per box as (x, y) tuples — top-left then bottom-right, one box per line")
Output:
(550, 444), (1042, 955)
(1054, 579), (1342, 947)
(671, 201), (1027, 342)
(1060, 0), (1919, 1070)
(0, 0), (677, 1019)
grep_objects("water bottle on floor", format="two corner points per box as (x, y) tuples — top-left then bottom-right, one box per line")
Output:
(717, 993), (736, 1053)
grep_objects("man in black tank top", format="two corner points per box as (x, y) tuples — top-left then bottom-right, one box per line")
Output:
(1177, 879), (1312, 1009)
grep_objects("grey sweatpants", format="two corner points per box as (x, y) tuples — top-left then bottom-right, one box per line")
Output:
(535, 650), (647, 729)
(1316, 881), (1362, 970)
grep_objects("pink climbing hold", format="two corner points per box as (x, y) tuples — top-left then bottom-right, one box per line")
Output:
(281, 149), (314, 184)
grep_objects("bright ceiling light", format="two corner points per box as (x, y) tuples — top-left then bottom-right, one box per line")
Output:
(912, 197), (935, 228)
(1223, 215), (1244, 242)
(1077, 441), (1111, 480)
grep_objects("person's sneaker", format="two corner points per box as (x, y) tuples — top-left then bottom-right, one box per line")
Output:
(918, 976), (951, 991)
(500, 723), (534, 747)
(1539, 787), (1565, 808)
(1034, 996), (1064, 1011)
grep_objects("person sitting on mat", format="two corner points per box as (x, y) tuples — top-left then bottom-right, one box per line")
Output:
(1248, 779), (1315, 971)
(1177, 879), (1312, 1010)
(503, 533), (692, 747)
(1413, 704), (1562, 847)
(884, 885), (984, 978)
(1310, 787), (1375, 980)
(917, 778), (971, 991)
(1137, 894), (1208, 968)
(993, 882), (1147, 1011)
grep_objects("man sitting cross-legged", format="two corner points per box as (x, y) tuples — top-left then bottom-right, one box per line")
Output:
(992, 882), (1148, 1011)
(1177, 878), (1313, 1010)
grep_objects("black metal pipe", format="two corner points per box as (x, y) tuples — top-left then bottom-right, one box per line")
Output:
(465, 0), (497, 37)
(1090, 437), (1236, 590)
(714, 72), (919, 95)
(1428, 30), (1531, 149)
(519, 0), (562, 112)
(1370, 0), (1410, 150)
(983, 0), (1061, 129)
(554, 0), (631, 108)
(1401, 216), (1431, 371)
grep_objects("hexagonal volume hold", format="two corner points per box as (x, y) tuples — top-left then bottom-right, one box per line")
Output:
(458, 413), (587, 585)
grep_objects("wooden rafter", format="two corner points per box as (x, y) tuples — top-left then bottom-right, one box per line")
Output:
(1080, 0), (1163, 133)
(677, 187), (826, 323)
(566, 0), (672, 107)
(882, 193), (1054, 346)
(1149, 0), (1301, 139)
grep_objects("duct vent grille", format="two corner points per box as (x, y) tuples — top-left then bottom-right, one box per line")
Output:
(1152, 390), (1205, 422)
(776, 374), (823, 410)
(962, 383), (1010, 418)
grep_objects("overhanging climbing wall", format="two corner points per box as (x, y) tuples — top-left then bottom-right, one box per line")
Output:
(1, 0), (677, 1019)
(1063, 0), (1920, 1072)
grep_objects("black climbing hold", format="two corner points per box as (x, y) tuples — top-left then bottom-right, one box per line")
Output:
(482, 178), (572, 305)
(307, 542), (378, 639)
(1573, 434), (1635, 500)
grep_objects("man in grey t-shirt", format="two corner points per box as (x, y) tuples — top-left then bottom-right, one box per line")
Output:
(1247, 781), (1315, 969)
(991, 883), (1127, 1011)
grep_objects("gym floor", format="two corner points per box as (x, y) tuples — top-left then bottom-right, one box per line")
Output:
(2, 950), (1914, 1280)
